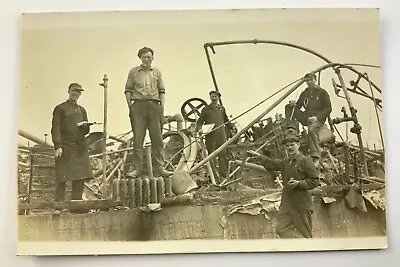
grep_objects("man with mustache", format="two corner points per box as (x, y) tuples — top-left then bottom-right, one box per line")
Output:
(51, 82), (94, 211)
(195, 90), (232, 183)
(247, 134), (319, 238)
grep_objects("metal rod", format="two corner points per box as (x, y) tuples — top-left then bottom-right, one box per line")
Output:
(100, 74), (109, 183)
(18, 129), (53, 147)
(203, 39), (381, 98)
(365, 73), (385, 151)
(226, 135), (278, 179)
(335, 69), (369, 177)
(189, 78), (304, 174)
(335, 83), (382, 109)
(204, 39), (333, 63)
(145, 146), (153, 177)
(203, 44), (220, 94)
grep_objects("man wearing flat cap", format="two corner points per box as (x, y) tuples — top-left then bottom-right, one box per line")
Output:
(248, 134), (319, 238)
(124, 46), (171, 177)
(294, 72), (332, 166)
(195, 90), (233, 183)
(51, 83), (93, 209)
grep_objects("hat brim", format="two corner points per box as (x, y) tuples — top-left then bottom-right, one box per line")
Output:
(281, 138), (300, 145)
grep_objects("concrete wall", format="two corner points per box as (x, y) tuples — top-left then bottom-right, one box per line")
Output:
(18, 198), (386, 241)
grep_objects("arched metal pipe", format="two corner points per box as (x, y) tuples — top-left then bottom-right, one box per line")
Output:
(203, 39), (381, 96)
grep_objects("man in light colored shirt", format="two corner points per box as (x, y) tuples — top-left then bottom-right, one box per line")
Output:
(124, 47), (171, 178)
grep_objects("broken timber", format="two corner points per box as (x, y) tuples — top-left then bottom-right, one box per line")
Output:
(19, 199), (122, 211)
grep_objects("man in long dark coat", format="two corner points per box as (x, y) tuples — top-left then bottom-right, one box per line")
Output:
(51, 83), (93, 203)
(248, 134), (319, 238)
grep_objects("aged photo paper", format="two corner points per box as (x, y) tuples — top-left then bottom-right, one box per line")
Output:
(17, 8), (387, 255)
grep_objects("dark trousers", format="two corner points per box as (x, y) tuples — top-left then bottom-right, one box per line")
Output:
(275, 206), (313, 238)
(308, 120), (323, 158)
(129, 100), (165, 173)
(54, 179), (85, 201)
(205, 128), (228, 180)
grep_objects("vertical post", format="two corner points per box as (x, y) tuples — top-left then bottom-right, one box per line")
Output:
(145, 145), (153, 177)
(365, 73), (384, 152)
(335, 68), (369, 178)
(100, 74), (109, 182)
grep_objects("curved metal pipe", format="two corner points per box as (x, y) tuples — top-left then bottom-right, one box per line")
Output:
(163, 131), (192, 171)
(204, 39), (381, 96)
(186, 136), (198, 171)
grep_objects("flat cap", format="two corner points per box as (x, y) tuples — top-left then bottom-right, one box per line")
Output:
(209, 90), (221, 97)
(281, 134), (301, 145)
(68, 82), (84, 91)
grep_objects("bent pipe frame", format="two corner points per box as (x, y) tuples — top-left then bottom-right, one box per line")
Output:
(203, 39), (381, 102)
(189, 61), (376, 176)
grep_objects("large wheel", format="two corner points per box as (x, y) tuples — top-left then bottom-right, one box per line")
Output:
(180, 98), (208, 122)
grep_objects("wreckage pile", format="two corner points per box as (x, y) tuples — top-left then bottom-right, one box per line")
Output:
(17, 108), (386, 215)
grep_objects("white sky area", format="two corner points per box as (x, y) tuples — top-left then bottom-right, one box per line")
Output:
(18, 8), (384, 149)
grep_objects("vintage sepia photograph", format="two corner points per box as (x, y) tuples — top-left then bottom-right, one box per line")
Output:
(17, 8), (387, 255)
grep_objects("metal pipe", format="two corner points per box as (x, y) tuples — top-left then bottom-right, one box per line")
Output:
(231, 160), (266, 172)
(335, 83), (382, 110)
(203, 39), (381, 98)
(227, 135), (278, 179)
(189, 78), (304, 174)
(164, 113), (184, 131)
(204, 39), (333, 64)
(145, 146), (153, 177)
(335, 68), (369, 177)
(18, 129), (53, 147)
(204, 45), (223, 108)
(365, 73), (385, 151)
(99, 74), (109, 184)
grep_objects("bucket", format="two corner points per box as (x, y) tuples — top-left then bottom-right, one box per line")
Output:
(170, 170), (198, 195)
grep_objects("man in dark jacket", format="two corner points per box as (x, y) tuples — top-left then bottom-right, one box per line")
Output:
(195, 90), (232, 183)
(294, 73), (332, 165)
(51, 83), (94, 204)
(248, 134), (320, 238)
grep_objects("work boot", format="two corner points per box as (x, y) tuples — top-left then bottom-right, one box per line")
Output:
(154, 168), (173, 177)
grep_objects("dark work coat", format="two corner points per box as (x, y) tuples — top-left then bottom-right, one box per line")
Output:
(294, 86), (332, 126)
(195, 103), (231, 141)
(51, 99), (93, 182)
(261, 152), (319, 237)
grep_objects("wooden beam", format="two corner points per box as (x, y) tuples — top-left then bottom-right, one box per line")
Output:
(160, 194), (193, 206)
(18, 199), (122, 211)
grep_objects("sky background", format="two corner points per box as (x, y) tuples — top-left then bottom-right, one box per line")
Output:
(18, 8), (383, 149)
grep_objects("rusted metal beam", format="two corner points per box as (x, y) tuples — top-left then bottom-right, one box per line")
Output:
(18, 130), (53, 148)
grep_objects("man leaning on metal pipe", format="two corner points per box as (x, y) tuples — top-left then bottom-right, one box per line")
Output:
(124, 46), (172, 178)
